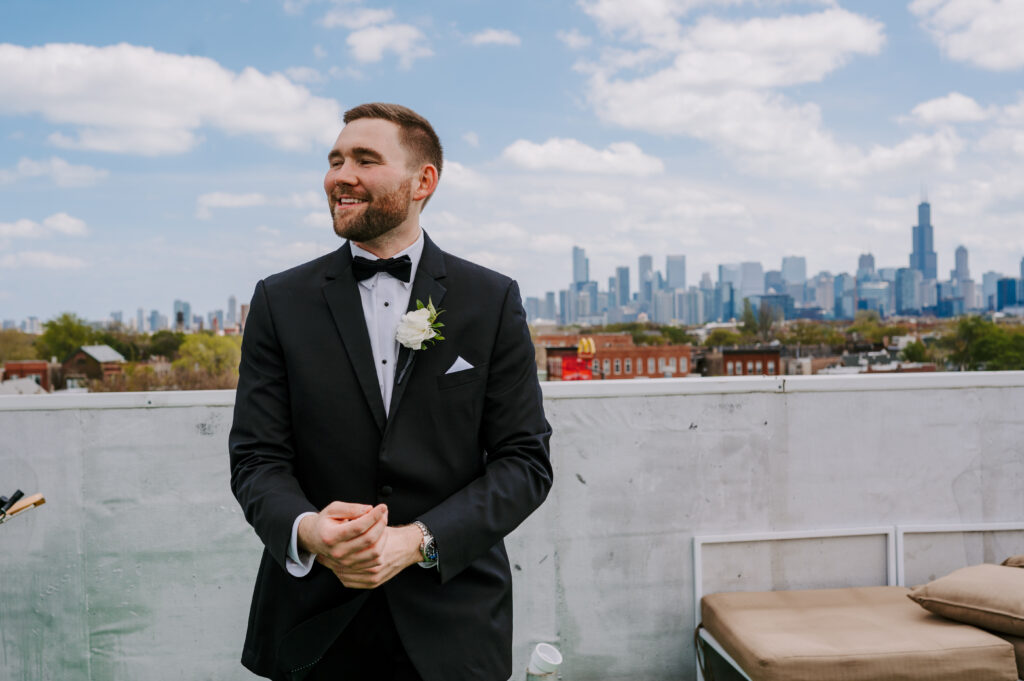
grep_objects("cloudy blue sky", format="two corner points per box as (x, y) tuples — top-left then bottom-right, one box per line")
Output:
(3, 0), (1024, 323)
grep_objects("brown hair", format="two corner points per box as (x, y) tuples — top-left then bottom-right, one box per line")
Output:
(343, 102), (443, 185)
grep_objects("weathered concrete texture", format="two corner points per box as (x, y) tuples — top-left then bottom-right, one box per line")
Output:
(2, 373), (1023, 680)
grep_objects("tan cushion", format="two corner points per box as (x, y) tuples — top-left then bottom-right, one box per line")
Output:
(1003, 555), (1024, 568)
(701, 586), (1017, 681)
(993, 632), (1024, 679)
(909, 564), (1024, 636)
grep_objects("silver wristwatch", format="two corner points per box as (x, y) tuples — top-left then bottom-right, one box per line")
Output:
(412, 520), (438, 567)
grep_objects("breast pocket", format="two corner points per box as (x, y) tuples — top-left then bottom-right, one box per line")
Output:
(436, 362), (488, 391)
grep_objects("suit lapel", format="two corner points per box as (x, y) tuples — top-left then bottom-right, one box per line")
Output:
(387, 232), (447, 421)
(322, 242), (387, 433)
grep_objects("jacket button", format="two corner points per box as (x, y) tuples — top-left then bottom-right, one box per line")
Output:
(379, 485), (393, 497)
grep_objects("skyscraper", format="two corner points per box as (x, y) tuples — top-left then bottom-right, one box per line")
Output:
(616, 266), (630, 306)
(572, 246), (588, 284)
(739, 261), (764, 301)
(228, 295), (238, 326)
(910, 201), (938, 280)
(857, 253), (875, 280)
(666, 255), (686, 290)
(1020, 256), (1024, 281)
(781, 256), (806, 284)
(638, 255), (653, 307)
(953, 245), (969, 282)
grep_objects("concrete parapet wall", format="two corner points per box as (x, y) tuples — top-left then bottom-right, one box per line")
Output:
(1, 374), (1022, 680)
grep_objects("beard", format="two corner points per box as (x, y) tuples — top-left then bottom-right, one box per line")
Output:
(330, 178), (413, 243)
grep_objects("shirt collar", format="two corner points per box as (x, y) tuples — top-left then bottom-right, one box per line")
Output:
(350, 229), (424, 290)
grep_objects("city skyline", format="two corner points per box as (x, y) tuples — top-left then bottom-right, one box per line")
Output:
(4, 2), (1024, 320)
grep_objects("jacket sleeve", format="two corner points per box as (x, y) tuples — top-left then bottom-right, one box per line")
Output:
(417, 280), (553, 583)
(229, 279), (318, 570)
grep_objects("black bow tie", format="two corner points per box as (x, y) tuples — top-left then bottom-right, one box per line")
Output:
(351, 254), (412, 283)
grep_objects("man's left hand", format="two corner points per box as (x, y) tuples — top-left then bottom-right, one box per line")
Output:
(320, 524), (423, 589)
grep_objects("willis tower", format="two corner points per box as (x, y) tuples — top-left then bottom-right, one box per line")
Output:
(910, 200), (937, 280)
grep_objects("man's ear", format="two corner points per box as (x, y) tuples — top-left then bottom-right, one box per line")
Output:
(412, 164), (439, 205)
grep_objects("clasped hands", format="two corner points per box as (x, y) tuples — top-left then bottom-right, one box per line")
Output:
(297, 502), (423, 589)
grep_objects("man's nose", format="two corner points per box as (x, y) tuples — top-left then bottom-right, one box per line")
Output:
(332, 160), (358, 187)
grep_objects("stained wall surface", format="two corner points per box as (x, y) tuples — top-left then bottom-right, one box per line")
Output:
(1, 373), (1022, 680)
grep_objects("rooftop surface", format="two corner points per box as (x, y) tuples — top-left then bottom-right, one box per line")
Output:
(2, 372), (1022, 680)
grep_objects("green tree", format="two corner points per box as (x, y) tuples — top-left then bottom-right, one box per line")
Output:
(741, 299), (757, 337)
(661, 325), (698, 345)
(757, 303), (779, 341)
(901, 340), (931, 363)
(0, 329), (38, 363)
(35, 313), (96, 362)
(704, 329), (744, 347)
(941, 316), (1024, 371)
(148, 330), (186, 359)
(172, 335), (242, 375)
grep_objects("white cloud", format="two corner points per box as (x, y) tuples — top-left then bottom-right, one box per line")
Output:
(0, 43), (341, 156)
(462, 131), (480, 147)
(502, 138), (665, 176)
(910, 92), (990, 124)
(303, 211), (332, 228)
(574, 8), (968, 184)
(196, 190), (323, 218)
(347, 24), (433, 68)
(320, 7), (394, 29)
(557, 28), (593, 50)
(469, 29), (522, 46)
(442, 161), (491, 192)
(196, 192), (269, 219)
(43, 212), (89, 235)
(0, 212), (89, 239)
(911, 0), (1024, 71)
(284, 66), (325, 83)
(0, 219), (41, 239)
(0, 251), (87, 269)
(0, 157), (108, 187)
(313, 44), (328, 59)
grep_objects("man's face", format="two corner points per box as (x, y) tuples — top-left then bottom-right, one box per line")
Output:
(324, 118), (418, 243)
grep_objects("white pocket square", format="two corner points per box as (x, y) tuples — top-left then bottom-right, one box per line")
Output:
(445, 356), (474, 374)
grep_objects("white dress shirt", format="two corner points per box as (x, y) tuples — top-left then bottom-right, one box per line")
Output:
(285, 231), (424, 577)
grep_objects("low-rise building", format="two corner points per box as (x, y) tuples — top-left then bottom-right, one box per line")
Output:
(539, 333), (692, 380)
(62, 345), (126, 388)
(2, 359), (52, 391)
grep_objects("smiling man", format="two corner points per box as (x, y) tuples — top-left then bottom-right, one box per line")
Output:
(229, 103), (553, 681)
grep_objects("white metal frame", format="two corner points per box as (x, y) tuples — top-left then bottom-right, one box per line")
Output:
(896, 521), (1024, 586)
(693, 523), (1024, 681)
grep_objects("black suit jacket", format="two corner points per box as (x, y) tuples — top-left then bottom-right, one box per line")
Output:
(229, 233), (553, 681)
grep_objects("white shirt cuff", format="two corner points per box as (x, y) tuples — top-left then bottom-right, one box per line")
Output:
(286, 512), (318, 577)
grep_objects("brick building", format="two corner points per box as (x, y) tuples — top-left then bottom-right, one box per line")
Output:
(722, 348), (782, 376)
(539, 332), (692, 380)
(2, 360), (52, 392)
(62, 345), (126, 387)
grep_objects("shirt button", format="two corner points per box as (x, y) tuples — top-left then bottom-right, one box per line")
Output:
(384, 301), (390, 307)
(382, 359), (387, 365)
(380, 485), (393, 497)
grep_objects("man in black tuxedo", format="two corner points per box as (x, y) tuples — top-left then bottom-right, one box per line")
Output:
(229, 102), (553, 681)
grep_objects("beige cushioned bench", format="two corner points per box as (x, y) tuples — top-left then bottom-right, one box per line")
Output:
(701, 586), (1018, 681)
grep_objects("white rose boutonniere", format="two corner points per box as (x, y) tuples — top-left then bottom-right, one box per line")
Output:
(396, 298), (445, 351)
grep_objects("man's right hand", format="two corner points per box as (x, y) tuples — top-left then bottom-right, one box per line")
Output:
(297, 502), (388, 575)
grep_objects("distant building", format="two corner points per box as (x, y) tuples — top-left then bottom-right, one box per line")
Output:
(997, 278), (1020, 311)
(62, 345), (126, 388)
(721, 348), (782, 376)
(638, 254), (653, 308)
(857, 253), (876, 281)
(572, 246), (588, 284)
(227, 295), (237, 326)
(3, 360), (52, 392)
(739, 261), (764, 302)
(910, 200), (938, 280)
(666, 255), (686, 291)
(615, 266), (630, 307)
(538, 332), (692, 380)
